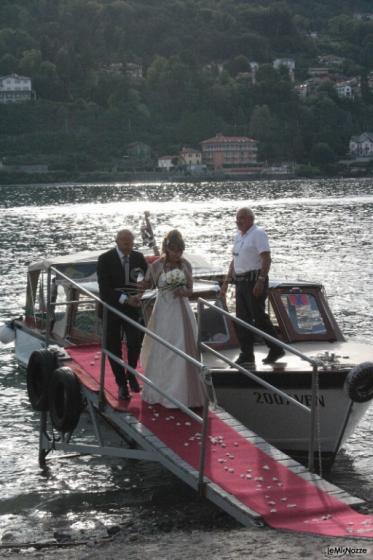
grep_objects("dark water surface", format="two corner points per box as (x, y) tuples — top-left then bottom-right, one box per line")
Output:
(0, 178), (373, 543)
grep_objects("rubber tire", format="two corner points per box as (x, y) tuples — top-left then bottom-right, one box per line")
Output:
(345, 362), (373, 403)
(48, 367), (82, 433)
(26, 349), (57, 411)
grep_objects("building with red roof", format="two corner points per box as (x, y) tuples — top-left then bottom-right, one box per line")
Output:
(200, 133), (258, 171)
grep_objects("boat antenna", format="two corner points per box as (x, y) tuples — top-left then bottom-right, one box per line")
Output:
(141, 211), (160, 256)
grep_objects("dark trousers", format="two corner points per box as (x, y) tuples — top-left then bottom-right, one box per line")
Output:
(235, 279), (278, 356)
(106, 311), (144, 387)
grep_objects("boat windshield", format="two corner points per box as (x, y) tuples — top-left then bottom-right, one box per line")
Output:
(280, 292), (327, 335)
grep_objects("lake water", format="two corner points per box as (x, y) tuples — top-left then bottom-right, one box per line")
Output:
(1, 178), (373, 544)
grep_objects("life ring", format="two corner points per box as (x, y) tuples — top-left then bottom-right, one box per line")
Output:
(48, 367), (82, 432)
(26, 349), (58, 411)
(345, 362), (373, 403)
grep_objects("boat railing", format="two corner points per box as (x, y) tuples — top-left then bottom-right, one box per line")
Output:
(197, 298), (322, 473)
(46, 266), (210, 492)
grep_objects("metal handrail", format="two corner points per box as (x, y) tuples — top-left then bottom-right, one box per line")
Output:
(47, 266), (210, 490)
(199, 299), (321, 366)
(201, 343), (310, 413)
(49, 300), (96, 306)
(197, 298), (320, 472)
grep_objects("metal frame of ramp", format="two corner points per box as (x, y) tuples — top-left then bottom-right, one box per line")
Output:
(39, 378), (363, 530)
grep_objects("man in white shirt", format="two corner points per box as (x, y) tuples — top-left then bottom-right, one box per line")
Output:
(220, 207), (284, 365)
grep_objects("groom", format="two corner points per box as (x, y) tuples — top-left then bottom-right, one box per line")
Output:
(97, 229), (148, 400)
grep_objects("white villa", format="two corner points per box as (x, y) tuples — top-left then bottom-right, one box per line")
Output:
(0, 74), (33, 103)
(179, 147), (202, 167)
(158, 156), (175, 171)
(335, 81), (353, 98)
(349, 132), (373, 158)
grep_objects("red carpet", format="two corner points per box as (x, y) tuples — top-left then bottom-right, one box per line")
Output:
(68, 345), (373, 538)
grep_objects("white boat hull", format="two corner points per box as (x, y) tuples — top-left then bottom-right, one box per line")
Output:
(214, 382), (371, 460)
(15, 326), (50, 367)
(14, 325), (373, 464)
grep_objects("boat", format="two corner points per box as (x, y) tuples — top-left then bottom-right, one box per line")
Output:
(1, 230), (373, 469)
(205, 280), (373, 466)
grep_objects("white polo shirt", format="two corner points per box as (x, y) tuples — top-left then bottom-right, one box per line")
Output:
(232, 224), (270, 274)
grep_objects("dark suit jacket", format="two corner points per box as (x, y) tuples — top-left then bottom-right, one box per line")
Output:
(97, 248), (148, 314)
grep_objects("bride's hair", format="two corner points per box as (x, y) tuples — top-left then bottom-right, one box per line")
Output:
(162, 229), (185, 254)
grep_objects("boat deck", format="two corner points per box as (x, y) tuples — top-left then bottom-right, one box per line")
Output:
(39, 344), (373, 539)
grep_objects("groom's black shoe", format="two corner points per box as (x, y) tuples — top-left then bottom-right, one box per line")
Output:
(262, 348), (285, 364)
(235, 352), (255, 367)
(128, 373), (141, 393)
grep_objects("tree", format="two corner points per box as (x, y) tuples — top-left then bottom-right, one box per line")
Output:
(175, 110), (226, 145)
(0, 28), (36, 57)
(225, 55), (250, 77)
(0, 53), (18, 74)
(310, 142), (337, 170)
(18, 49), (42, 75)
(249, 105), (274, 142)
(34, 61), (62, 100)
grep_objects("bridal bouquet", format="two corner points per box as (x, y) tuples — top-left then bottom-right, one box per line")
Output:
(164, 269), (186, 290)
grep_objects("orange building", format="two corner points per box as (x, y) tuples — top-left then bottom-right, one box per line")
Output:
(200, 133), (258, 171)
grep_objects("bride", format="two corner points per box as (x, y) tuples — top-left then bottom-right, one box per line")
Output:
(140, 230), (205, 408)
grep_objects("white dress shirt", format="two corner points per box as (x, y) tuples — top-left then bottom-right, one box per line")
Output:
(232, 224), (270, 274)
(116, 247), (130, 304)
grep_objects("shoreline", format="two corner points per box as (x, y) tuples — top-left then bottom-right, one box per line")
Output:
(3, 525), (372, 560)
(1, 170), (372, 186)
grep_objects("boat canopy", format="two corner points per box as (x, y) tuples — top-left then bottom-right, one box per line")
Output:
(27, 250), (225, 281)
(28, 250), (103, 273)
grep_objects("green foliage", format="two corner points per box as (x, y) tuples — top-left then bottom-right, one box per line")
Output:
(1, 0), (373, 172)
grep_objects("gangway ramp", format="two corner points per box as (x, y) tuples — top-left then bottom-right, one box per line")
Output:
(40, 345), (373, 539)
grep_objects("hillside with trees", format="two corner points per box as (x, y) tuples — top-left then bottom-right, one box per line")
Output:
(1, 0), (373, 177)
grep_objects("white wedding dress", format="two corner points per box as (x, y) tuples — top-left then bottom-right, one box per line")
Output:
(141, 267), (205, 409)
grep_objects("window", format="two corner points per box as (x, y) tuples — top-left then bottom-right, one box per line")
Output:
(280, 292), (326, 334)
(51, 282), (68, 337)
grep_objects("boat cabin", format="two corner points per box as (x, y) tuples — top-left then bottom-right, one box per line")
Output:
(19, 251), (344, 354)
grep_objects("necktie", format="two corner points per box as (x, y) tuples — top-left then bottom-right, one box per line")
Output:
(122, 255), (130, 285)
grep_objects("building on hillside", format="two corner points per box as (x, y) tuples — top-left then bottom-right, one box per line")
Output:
(349, 133), (373, 158)
(200, 133), (258, 171)
(335, 81), (353, 98)
(101, 63), (124, 74)
(317, 55), (344, 67)
(262, 162), (295, 176)
(158, 156), (176, 171)
(297, 73), (360, 99)
(126, 142), (152, 169)
(294, 83), (309, 97)
(179, 147), (202, 167)
(249, 62), (259, 84)
(353, 13), (373, 21)
(273, 58), (295, 81)
(308, 67), (330, 78)
(0, 74), (34, 103)
(126, 63), (143, 79)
